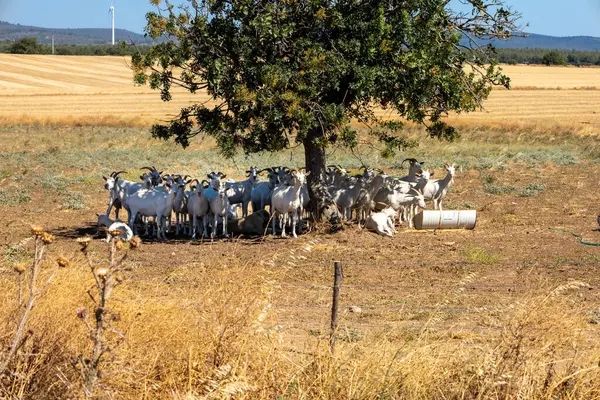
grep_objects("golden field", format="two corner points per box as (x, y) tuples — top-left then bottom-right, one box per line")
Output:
(1, 55), (600, 398)
(0, 55), (599, 131)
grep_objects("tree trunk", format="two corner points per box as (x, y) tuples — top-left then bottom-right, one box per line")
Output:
(303, 129), (342, 228)
(304, 128), (327, 190)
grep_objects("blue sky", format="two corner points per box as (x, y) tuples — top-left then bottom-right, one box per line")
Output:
(0, 0), (599, 37)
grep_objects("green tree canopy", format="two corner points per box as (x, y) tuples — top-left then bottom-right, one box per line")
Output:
(9, 37), (43, 54)
(542, 50), (566, 66)
(133, 0), (520, 209)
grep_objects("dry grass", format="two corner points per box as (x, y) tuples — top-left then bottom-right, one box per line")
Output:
(1, 234), (599, 399)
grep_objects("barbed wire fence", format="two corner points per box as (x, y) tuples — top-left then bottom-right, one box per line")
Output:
(2, 257), (599, 350)
(103, 258), (600, 352)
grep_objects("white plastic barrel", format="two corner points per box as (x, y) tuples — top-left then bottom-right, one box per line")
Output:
(413, 210), (477, 230)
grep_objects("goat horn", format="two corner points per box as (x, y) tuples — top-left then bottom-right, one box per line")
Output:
(113, 170), (126, 177)
(400, 158), (417, 168)
(140, 166), (153, 172)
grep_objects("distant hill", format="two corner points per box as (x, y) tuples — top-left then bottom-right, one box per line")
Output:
(462, 33), (600, 52)
(2, 21), (600, 51)
(0, 21), (154, 45)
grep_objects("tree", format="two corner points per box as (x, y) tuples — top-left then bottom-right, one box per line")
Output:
(133, 0), (520, 216)
(542, 50), (566, 66)
(9, 37), (43, 54)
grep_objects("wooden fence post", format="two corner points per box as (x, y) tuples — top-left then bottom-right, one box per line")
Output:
(330, 261), (343, 351)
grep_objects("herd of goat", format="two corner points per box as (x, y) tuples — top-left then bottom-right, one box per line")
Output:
(99, 159), (456, 239)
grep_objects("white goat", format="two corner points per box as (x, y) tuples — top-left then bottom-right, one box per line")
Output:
(271, 170), (309, 238)
(187, 180), (211, 239)
(365, 208), (398, 237)
(204, 177), (230, 239)
(330, 176), (366, 221)
(408, 170), (431, 219)
(374, 187), (426, 228)
(226, 166), (258, 218)
(172, 180), (191, 236)
(251, 168), (280, 212)
(140, 166), (163, 186)
(103, 170), (149, 221)
(399, 158), (425, 183)
(126, 183), (175, 240)
(354, 173), (388, 222)
(326, 165), (348, 187)
(298, 183), (310, 229)
(96, 213), (131, 242)
(422, 164), (455, 211)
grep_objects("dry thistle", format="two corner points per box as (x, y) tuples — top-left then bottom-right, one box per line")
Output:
(95, 268), (109, 278)
(108, 228), (124, 237)
(31, 225), (44, 236)
(76, 307), (88, 319)
(57, 256), (70, 268)
(77, 236), (92, 251)
(129, 236), (141, 249)
(41, 232), (55, 244)
(13, 263), (26, 274)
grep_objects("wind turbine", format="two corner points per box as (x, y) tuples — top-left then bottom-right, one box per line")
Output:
(109, 0), (115, 45)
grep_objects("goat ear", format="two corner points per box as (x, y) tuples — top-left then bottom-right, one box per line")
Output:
(430, 171), (435, 177)
(140, 175), (144, 180)
(102, 176), (108, 181)
(305, 171), (311, 176)
(95, 213), (100, 217)
(221, 174), (227, 179)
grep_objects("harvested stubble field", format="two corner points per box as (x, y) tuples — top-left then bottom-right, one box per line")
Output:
(1, 56), (600, 398)
(1, 54), (600, 130)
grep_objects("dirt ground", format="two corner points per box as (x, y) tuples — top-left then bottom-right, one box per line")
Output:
(2, 154), (600, 347)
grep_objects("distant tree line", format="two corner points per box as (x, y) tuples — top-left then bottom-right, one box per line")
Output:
(0, 37), (149, 56)
(2, 37), (600, 67)
(496, 48), (600, 66)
